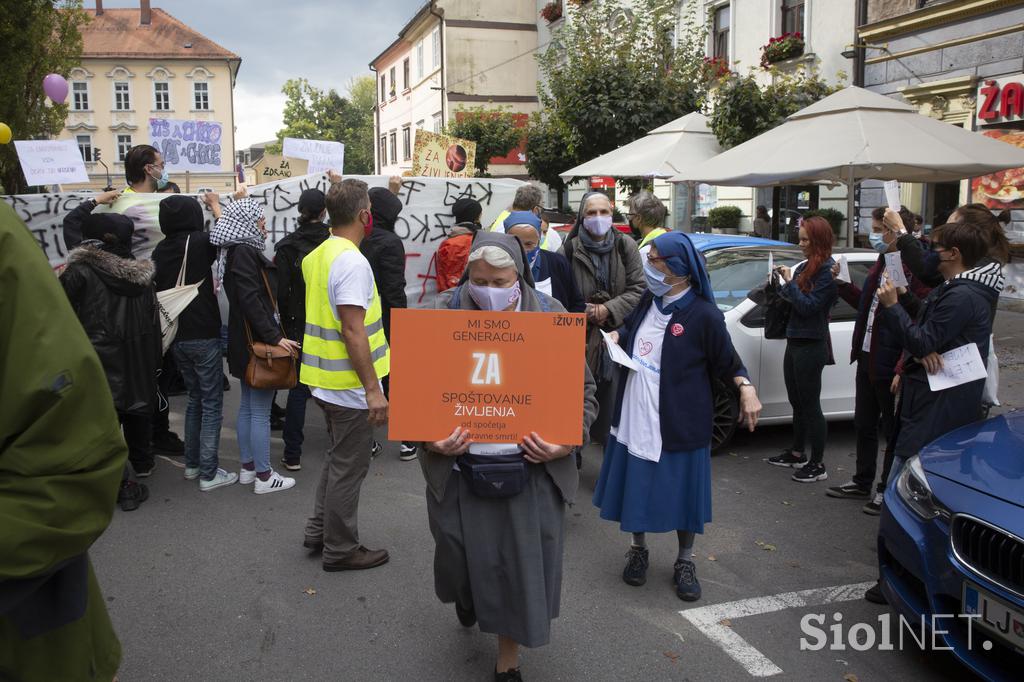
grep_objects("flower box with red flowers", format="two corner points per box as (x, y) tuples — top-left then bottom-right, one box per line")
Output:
(541, 1), (563, 23)
(701, 56), (731, 82)
(760, 33), (805, 69)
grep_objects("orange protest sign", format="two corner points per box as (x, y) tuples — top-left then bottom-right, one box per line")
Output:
(388, 308), (586, 445)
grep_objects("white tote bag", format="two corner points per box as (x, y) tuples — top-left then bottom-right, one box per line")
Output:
(156, 235), (204, 353)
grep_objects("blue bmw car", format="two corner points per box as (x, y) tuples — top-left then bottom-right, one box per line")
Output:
(879, 411), (1024, 680)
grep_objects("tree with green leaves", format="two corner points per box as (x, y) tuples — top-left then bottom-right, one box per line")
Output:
(0, 0), (88, 194)
(268, 76), (375, 175)
(444, 106), (522, 177)
(524, 112), (578, 207)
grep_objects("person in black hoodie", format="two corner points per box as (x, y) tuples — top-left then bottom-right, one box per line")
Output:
(274, 188), (330, 471)
(363, 180), (418, 461)
(60, 212), (162, 500)
(152, 195), (236, 492)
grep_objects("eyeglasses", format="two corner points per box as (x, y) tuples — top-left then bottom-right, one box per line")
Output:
(646, 255), (670, 264)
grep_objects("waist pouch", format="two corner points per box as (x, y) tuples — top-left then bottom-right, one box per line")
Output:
(457, 452), (527, 499)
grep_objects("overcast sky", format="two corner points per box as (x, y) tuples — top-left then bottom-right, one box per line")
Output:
(99, 0), (424, 148)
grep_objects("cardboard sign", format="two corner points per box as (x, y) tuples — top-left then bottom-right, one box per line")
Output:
(252, 154), (308, 181)
(282, 137), (344, 174)
(14, 139), (89, 185)
(388, 309), (586, 444)
(149, 117), (224, 172)
(412, 130), (477, 178)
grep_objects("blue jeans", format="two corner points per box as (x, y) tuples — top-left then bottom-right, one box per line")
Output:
(238, 383), (274, 473)
(172, 339), (224, 481)
(283, 382), (311, 462)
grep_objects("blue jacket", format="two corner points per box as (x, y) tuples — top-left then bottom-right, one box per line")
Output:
(536, 249), (586, 313)
(779, 258), (837, 340)
(612, 291), (749, 451)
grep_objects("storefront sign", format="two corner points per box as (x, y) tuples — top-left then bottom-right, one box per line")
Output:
(590, 176), (615, 189)
(977, 76), (1024, 126)
(387, 309), (586, 444)
(412, 130), (477, 178)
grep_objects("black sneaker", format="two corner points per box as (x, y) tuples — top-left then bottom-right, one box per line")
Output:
(118, 480), (149, 512)
(371, 440), (383, 458)
(133, 461), (156, 478)
(864, 581), (887, 604)
(150, 431), (184, 456)
(767, 450), (807, 468)
(399, 442), (418, 462)
(494, 668), (522, 682)
(622, 546), (649, 586)
(862, 491), (884, 515)
(792, 462), (828, 483)
(455, 601), (476, 627)
(826, 481), (871, 499)
(673, 559), (702, 602)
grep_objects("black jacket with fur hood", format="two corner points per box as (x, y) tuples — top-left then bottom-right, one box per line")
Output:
(60, 245), (162, 415)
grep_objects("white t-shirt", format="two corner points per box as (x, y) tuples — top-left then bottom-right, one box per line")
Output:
(309, 238), (384, 410)
(610, 289), (690, 463)
(543, 227), (563, 252)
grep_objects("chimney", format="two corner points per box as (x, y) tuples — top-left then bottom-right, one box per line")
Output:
(140, 0), (151, 25)
(95, 0), (102, 15)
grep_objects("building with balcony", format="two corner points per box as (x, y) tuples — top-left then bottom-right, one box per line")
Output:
(58, 0), (240, 191)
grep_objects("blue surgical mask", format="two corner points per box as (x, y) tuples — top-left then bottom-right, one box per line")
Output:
(643, 259), (673, 297)
(527, 246), (541, 268)
(150, 165), (169, 190)
(868, 232), (887, 253)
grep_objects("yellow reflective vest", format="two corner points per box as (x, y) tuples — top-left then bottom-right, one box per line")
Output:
(300, 237), (390, 390)
(639, 227), (668, 248)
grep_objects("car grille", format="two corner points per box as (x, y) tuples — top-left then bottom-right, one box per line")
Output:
(951, 515), (1024, 597)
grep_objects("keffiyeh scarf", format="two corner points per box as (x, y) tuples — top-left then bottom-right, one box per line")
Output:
(210, 197), (266, 292)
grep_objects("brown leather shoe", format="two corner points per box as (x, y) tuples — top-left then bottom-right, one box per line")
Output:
(322, 546), (390, 572)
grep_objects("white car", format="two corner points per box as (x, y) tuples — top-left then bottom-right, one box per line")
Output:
(694, 235), (878, 450)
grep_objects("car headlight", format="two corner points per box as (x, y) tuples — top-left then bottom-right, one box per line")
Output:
(895, 455), (949, 521)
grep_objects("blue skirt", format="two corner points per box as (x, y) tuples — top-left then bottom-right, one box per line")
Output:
(592, 436), (712, 534)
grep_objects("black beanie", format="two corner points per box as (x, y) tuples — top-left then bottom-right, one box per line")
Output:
(452, 197), (482, 224)
(158, 195), (205, 236)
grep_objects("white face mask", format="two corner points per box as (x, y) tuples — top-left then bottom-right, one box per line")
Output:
(468, 280), (521, 311)
(583, 215), (613, 237)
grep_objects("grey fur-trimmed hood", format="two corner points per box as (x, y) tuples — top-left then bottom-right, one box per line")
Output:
(65, 244), (155, 290)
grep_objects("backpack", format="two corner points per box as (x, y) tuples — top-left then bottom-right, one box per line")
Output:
(277, 236), (323, 339)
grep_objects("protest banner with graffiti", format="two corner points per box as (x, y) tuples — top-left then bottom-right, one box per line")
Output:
(149, 117), (225, 172)
(2, 173), (522, 309)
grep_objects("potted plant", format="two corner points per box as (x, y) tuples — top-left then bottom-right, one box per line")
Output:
(701, 56), (731, 83)
(707, 205), (743, 234)
(803, 208), (845, 239)
(541, 1), (563, 23)
(760, 32), (805, 69)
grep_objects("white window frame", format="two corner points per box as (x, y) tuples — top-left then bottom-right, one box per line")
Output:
(193, 81), (210, 111)
(379, 135), (387, 166)
(76, 134), (94, 163)
(402, 125), (411, 160)
(153, 81), (170, 111)
(389, 66), (397, 99)
(432, 112), (442, 134)
(116, 134), (133, 162)
(113, 81), (131, 111)
(416, 40), (425, 80)
(389, 130), (397, 165)
(72, 81), (90, 111)
(431, 28), (440, 69)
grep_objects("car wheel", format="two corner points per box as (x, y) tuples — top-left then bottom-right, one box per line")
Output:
(711, 380), (738, 453)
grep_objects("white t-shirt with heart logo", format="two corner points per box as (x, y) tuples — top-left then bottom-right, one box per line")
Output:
(611, 288), (689, 463)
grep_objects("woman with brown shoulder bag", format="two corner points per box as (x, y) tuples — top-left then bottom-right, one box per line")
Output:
(212, 197), (300, 495)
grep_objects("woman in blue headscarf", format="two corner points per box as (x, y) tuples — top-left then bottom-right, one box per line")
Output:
(504, 211), (585, 313)
(593, 232), (762, 602)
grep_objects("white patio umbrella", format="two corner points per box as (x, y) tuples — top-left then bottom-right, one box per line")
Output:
(559, 111), (721, 180)
(671, 86), (1024, 245)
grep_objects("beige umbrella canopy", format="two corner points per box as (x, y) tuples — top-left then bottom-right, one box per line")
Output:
(671, 86), (1024, 244)
(559, 112), (722, 180)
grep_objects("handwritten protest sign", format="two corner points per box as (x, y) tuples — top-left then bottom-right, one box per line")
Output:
(412, 130), (477, 178)
(388, 309), (586, 444)
(884, 251), (909, 288)
(2, 173), (521, 310)
(14, 139), (89, 186)
(282, 137), (345, 174)
(252, 155), (308, 181)
(926, 342), (988, 392)
(149, 117), (224, 172)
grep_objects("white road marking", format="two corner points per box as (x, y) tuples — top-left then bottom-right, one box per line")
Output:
(679, 581), (875, 677)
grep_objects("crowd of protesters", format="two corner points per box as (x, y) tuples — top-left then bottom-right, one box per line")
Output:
(0, 144), (1010, 681)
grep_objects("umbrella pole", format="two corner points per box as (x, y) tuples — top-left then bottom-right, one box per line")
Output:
(846, 165), (856, 248)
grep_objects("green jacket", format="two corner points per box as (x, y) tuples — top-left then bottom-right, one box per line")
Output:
(0, 202), (125, 680)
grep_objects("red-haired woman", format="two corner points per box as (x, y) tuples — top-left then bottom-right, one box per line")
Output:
(766, 217), (838, 483)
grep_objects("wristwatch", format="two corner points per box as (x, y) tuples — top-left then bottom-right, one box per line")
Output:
(738, 379), (755, 390)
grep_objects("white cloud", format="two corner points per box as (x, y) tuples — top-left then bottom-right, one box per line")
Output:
(233, 84), (287, 150)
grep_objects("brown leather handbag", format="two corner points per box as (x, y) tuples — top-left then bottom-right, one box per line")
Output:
(243, 270), (298, 390)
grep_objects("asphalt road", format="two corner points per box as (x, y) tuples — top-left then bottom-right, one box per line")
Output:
(91, 310), (1024, 681)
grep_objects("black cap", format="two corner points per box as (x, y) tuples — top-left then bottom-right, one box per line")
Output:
(298, 188), (326, 218)
(452, 197), (482, 224)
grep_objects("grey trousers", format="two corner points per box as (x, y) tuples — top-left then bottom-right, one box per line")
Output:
(304, 398), (373, 561)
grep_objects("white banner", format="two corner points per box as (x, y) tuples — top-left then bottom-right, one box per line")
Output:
(282, 137), (345, 174)
(2, 173), (522, 309)
(14, 139), (89, 186)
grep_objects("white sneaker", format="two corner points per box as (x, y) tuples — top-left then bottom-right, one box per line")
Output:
(199, 469), (238, 492)
(184, 466), (201, 480)
(254, 470), (295, 495)
(239, 469), (256, 485)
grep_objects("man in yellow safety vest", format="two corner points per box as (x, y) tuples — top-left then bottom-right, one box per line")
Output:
(300, 176), (391, 572)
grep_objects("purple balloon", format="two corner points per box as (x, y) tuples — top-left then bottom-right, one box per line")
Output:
(43, 74), (69, 104)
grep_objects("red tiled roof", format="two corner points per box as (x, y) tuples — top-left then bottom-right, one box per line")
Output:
(81, 8), (239, 60)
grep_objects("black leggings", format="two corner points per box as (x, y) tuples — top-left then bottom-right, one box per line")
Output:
(784, 338), (828, 464)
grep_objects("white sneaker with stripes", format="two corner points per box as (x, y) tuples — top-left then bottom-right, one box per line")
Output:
(254, 470), (295, 495)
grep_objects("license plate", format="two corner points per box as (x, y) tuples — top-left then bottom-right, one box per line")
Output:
(962, 581), (1024, 652)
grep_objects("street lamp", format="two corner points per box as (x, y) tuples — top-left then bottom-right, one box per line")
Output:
(841, 42), (889, 59)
